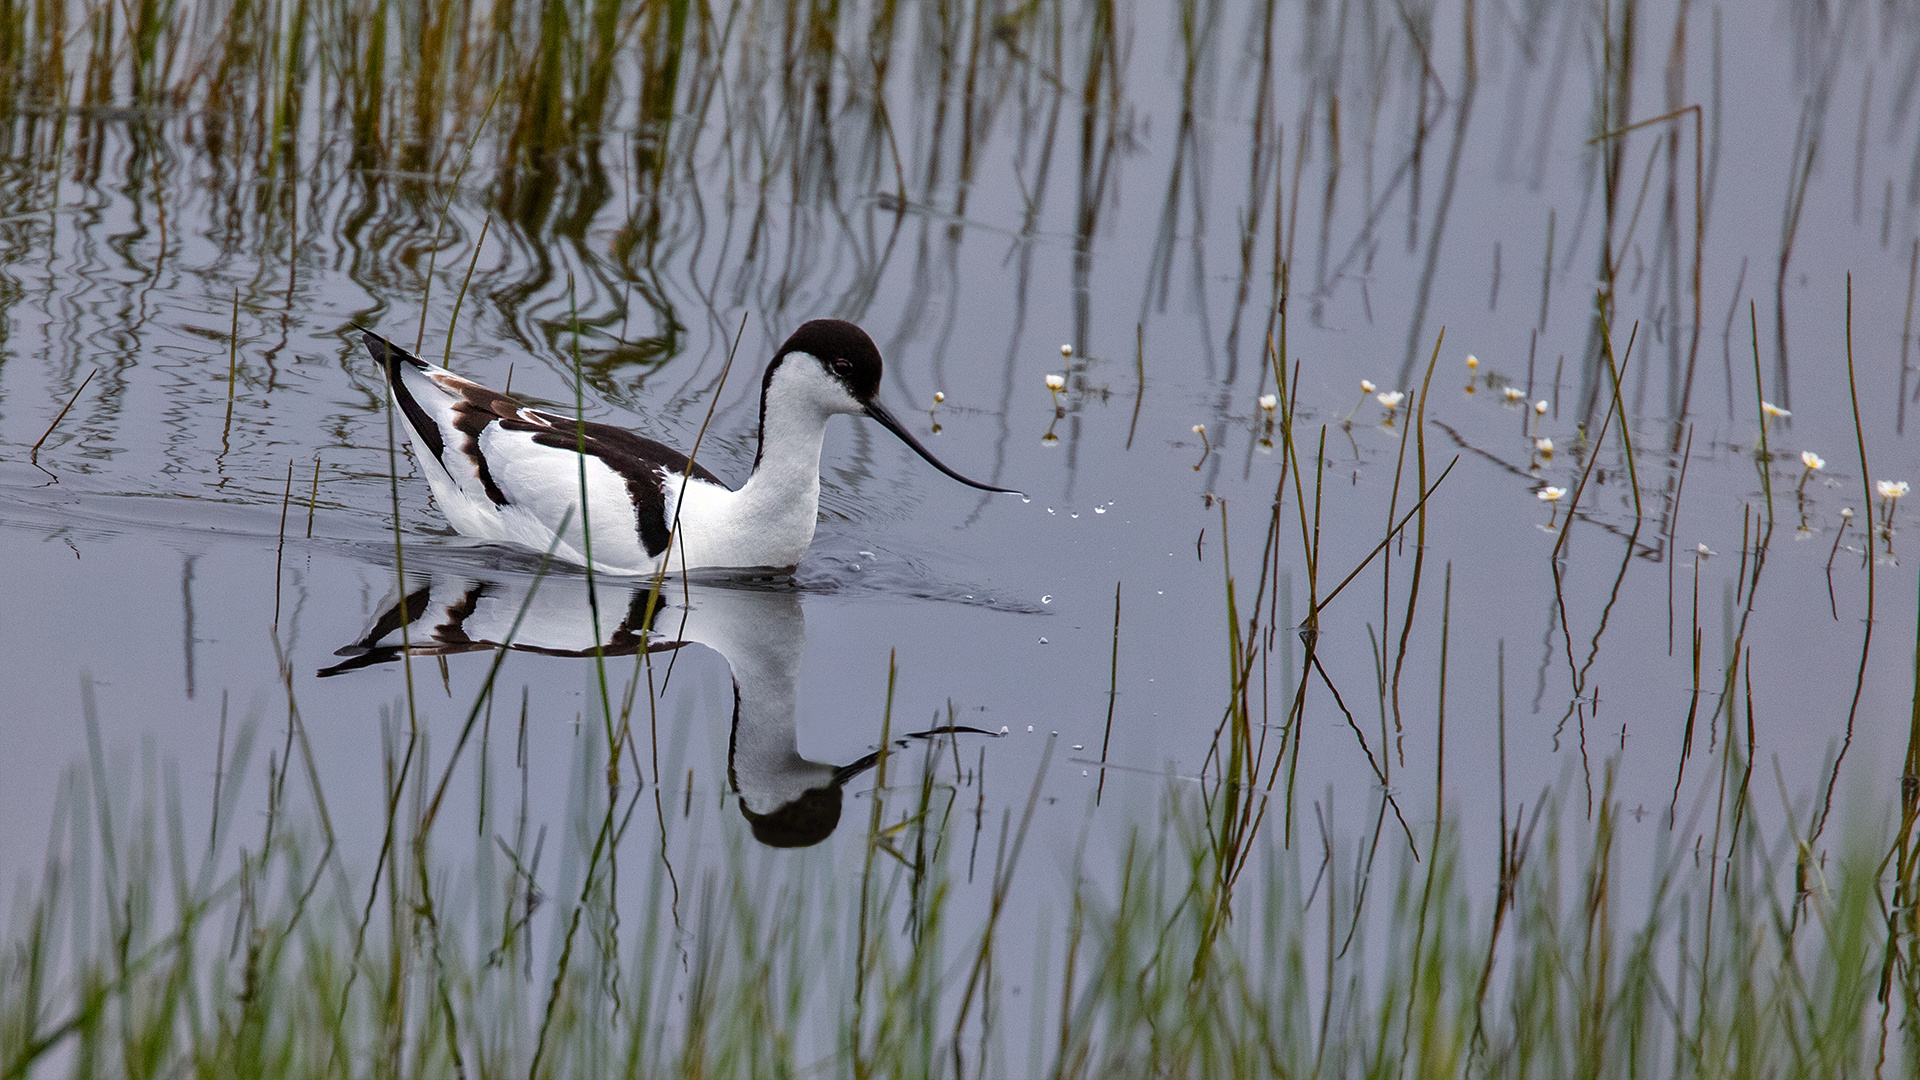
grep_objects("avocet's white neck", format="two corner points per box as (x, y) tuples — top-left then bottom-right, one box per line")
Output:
(728, 355), (864, 551)
(727, 647), (838, 815)
(661, 355), (863, 572)
(674, 589), (838, 812)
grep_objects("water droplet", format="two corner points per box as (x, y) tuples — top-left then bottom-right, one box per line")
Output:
(1072, 744), (1084, 750)
(1070, 512), (1079, 519)
(1021, 496), (1031, 504)
(1094, 506), (1107, 514)
(1047, 507), (1056, 514)
(1027, 725), (1034, 732)
(999, 725), (1010, 734)
(1038, 637), (1049, 644)
(1041, 594), (1053, 604)
(1082, 769), (1089, 776)
(859, 551), (875, 558)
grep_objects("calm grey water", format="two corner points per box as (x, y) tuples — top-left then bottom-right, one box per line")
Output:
(3, 0), (1919, 1004)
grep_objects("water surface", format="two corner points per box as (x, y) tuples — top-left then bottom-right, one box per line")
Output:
(4, 0), (1920, 1066)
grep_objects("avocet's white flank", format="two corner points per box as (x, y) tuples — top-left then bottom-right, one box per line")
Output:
(361, 320), (1018, 575)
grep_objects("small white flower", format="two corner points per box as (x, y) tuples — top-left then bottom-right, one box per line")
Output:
(1060, 344), (1074, 357)
(1360, 379), (1377, 394)
(1537, 486), (1567, 502)
(1878, 480), (1911, 500)
(1800, 450), (1824, 471)
(1192, 424), (1206, 435)
(1465, 355), (1480, 369)
(933, 391), (945, 404)
(1696, 543), (1716, 557)
(1534, 399), (1549, 415)
(1842, 507), (1855, 519)
(1258, 393), (1278, 411)
(1534, 437), (1554, 455)
(1377, 391), (1405, 409)
(1045, 373), (1066, 390)
(1502, 386), (1525, 403)
(1761, 401), (1790, 419)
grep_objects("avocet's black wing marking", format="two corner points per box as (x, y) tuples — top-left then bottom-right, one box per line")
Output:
(365, 330), (531, 505)
(501, 411), (727, 556)
(363, 331), (447, 461)
(363, 328), (729, 559)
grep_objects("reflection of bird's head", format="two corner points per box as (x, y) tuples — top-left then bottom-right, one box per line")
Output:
(738, 785), (843, 848)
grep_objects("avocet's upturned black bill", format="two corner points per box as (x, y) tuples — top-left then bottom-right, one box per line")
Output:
(361, 319), (1019, 575)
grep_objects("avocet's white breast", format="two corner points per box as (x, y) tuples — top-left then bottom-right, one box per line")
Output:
(654, 356), (858, 572)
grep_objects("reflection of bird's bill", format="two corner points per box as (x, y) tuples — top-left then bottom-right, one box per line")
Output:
(863, 401), (1022, 494)
(826, 724), (1002, 788)
(831, 751), (882, 788)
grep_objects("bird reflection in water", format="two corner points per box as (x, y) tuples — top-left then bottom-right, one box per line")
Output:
(321, 574), (989, 848)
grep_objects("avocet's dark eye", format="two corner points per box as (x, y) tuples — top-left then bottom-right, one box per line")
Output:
(831, 358), (854, 376)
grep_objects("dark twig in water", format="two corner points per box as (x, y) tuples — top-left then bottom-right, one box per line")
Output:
(1750, 301), (1775, 528)
(1826, 511), (1851, 621)
(1096, 581), (1122, 806)
(305, 456), (320, 539)
(1666, 425), (1694, 654)
(273, 459), (292, 631)
(28, 368), (96, 478)
(222, 288), (241, 454)
(1899, 238), (1917, 434)
(1310, 457), (1460, 620)
(1809, 274), (1876, 850)
(442, 216), (494, 367)
(1126, 322), (1145, 449)
(1594, 316), (1643, 518)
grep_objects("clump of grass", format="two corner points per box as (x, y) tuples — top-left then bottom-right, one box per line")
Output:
(2, 690), (1908, 1079)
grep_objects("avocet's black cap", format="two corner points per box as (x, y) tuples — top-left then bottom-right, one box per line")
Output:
(739, 786), (844, 848)
(772, 319), (882, 402)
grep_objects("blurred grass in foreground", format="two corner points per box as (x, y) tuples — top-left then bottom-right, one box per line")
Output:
(0, 697), (1904, 1079)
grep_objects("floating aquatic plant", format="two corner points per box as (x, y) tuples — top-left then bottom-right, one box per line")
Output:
(1538, 484), (1568, 530)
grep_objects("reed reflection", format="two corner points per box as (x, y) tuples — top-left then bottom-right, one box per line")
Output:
(319, 573), (889, 848)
